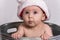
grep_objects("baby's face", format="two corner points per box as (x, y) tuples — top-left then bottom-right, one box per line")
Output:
(22, 6), (45, 28)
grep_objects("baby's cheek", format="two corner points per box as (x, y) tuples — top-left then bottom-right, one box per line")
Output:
(23, 17), (28, 21)
(34, 20), (40, 25)
(34, 17), (41, 22)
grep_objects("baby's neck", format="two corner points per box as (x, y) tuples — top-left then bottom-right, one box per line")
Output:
(23, 22), (45, 30)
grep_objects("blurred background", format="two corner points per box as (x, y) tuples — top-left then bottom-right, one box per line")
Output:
(0, 0), (60, 25)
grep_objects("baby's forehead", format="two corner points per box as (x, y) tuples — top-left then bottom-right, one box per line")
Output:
(23, 6), (42, 11)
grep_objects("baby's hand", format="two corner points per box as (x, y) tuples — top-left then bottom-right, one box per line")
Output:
(11, 32), (22, 39)
(40, 33), (51, 40)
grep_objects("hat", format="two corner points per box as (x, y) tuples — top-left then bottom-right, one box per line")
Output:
(17, 0), (50, 20)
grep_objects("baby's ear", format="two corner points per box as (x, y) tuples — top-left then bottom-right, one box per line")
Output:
(41, 13), (46, 21)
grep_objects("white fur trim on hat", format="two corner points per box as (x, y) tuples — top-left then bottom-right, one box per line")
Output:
(17, 0), (50, 20)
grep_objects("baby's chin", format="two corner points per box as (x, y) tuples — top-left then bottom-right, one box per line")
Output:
(25, 24), (37, 28)
(24, 22), (37, 28)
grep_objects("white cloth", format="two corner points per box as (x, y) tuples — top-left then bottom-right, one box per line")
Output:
(49, 35), (60, 40)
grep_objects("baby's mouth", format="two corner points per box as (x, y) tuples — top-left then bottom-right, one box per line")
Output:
(28, 21), (33, 24)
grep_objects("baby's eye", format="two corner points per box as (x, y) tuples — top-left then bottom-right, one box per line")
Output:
(25, 11), (29, 14)
(34, 11), (37, 14)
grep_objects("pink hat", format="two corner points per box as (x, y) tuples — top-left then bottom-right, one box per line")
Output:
(17, 0), (50, 20)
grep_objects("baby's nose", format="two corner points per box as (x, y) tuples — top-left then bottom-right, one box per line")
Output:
(28, 13), (33, 18)
(28, 14), (34, 21)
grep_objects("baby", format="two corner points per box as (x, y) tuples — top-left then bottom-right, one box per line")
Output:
(11, 0), (53, 40)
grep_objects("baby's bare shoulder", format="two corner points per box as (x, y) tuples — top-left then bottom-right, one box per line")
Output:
(18, 23), (27, 30)
(19, 23), (24, 27)
(18, 23), (25, 30)
(44, 24), (52, 30)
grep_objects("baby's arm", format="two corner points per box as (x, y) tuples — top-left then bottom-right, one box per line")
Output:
(11, 24), (24, 39)
(41, 24), (53, 40)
